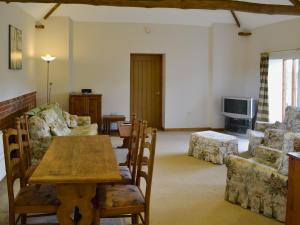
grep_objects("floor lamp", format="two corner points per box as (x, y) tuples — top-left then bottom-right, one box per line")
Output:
(41, 54), (56, 104)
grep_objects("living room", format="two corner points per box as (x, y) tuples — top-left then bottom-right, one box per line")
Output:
(0, 1), (300, 225)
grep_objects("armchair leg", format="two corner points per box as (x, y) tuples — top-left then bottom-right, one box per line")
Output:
(20, 214), (27, 224)
(93, 209), (100, 225)
(131, 214), (139, 224)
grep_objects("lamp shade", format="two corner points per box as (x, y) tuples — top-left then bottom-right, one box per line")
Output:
(41, 54), (56, 62)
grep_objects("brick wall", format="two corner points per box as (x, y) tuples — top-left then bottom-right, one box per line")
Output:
(0, 92), (36, 130)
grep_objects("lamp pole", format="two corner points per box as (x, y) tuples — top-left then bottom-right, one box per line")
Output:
(46, 61), (50, 104)
(41, 54), (56, 105)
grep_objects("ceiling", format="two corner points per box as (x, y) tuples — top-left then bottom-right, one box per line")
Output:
(15, 0), (300, 29)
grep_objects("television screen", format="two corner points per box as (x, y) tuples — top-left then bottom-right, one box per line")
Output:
(224, 98), (248, 115)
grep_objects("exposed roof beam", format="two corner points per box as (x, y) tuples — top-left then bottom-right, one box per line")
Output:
(238, 32), (252, 36)
(230, 10), (240, 28)
(3, 0), (300, 15)
(290, 0), (300, 6)
(44, 3), (61, 20)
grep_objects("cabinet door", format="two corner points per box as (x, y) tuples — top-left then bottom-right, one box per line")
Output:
(87, 96), (101, 124)
(70, 95), (87, 116)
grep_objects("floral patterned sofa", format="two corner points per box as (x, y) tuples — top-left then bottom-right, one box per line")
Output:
(27, 103), (98, 163)
(225, 106), (300, 222)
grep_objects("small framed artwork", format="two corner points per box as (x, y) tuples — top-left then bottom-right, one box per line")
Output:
(9, 25), (22, 70)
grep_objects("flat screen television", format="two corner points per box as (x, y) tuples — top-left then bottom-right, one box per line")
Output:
(222, 97), (256, 119)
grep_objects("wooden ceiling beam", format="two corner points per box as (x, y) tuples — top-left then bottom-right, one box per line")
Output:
(230, 10), (240, 28)
(44, 3), (61, 20)
(290, 0), (300, 6)
(3, 0), (300, 15)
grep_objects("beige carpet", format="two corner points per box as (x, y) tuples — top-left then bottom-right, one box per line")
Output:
(0, 131), (282, 225)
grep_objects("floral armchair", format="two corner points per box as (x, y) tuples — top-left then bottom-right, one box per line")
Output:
(27, 103), (98, 163)
(224, 106), (300, 222)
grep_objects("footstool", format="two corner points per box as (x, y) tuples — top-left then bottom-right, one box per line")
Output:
(188, 131), (239, 164)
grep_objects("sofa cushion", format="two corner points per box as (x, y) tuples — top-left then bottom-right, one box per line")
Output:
(63, 111), (71, 127)
(70, 115), (78, 128)
(29, 116), (51, 139)
(77, 116), (91, 126)
(39, 109), (61, 126)
(264, 129), (285, 150)
(70, 124), (98, 136)
(252, 146), (282, 169)
(50, 121), (71, 136)
(63, 111), (78, 128)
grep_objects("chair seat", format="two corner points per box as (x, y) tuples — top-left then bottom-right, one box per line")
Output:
(119, 166), (133, 184)
(15, 184), (60, 214)
(97, 184), (145, 216)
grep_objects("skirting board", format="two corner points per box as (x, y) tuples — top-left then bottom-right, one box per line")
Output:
(163, 127), (225, 132)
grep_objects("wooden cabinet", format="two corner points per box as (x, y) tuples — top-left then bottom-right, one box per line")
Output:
(286, 152), (300, 225)
(69, 93), (102, 129)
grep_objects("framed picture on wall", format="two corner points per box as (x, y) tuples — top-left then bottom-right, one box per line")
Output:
(9, 25), (22, 70)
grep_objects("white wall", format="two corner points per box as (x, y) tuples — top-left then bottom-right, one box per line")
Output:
(35, 17), (73, 110)
(72, 22), (210, 128)
(0, 3), (36, 102)
(210, 24), (250, 128)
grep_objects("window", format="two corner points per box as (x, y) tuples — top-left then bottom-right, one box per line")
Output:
(268, 57), (299, 122)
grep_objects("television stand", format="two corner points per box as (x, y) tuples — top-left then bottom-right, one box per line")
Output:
(224, 117), (254, 134)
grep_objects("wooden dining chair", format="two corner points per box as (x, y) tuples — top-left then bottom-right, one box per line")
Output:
(94, 121), (157, 225)
(16, 116), (37, 185)
(118, 116), (142, 185)
(3, 127), (60, 225)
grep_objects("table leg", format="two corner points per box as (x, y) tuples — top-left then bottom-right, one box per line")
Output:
(108, 121), (111, 135)
(103, 121), (106, 134)
(56, 184), (97, 225)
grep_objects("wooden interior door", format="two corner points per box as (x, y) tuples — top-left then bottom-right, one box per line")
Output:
(130, 54), (162, 129)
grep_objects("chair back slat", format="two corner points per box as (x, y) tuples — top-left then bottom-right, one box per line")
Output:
(9, 143), (20, 153)
(16, 116), (33, 171)
(136, 121), (157, 208)
(129, 119), (142, 184)
(127, 113), (137, 151)
(124, 114), (137, 168)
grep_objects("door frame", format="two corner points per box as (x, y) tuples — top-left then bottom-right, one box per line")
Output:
(130, 53), (163, 129)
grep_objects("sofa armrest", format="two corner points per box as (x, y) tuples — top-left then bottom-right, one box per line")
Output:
(77, 116), (91, 126)
(247, 129), (264, 156)
(225, 155), (287, 181)
(254, 121), (284, 132)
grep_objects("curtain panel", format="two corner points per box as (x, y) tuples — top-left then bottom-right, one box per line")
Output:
(256, 53), (270, 122)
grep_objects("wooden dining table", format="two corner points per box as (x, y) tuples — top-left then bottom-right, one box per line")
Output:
(29, 135), (121, 225)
